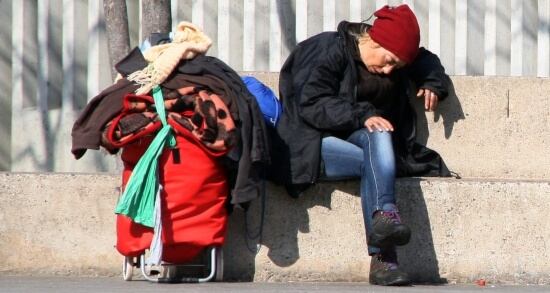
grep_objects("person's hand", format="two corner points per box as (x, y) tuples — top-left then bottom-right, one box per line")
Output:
(364, 116), (394, 132)
(416, 88), (439, 111)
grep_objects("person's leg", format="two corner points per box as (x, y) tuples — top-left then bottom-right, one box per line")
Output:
(346, 129), (411, 286)
(347, 129), (396, 212)
(348, 129), (397, 210)
(320, 136), (363, 181)
(369, 247), (410, 286)
(322, 132), (410, 286)
(347, 129), (410, 252)
(322, 131), (410, 252)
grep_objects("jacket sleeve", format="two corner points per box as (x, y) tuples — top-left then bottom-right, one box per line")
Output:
(407, 47), (451, 100)
(298, 44), (377, 131)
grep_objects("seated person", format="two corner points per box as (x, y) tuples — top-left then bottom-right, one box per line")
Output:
(270, 4), (451, 286)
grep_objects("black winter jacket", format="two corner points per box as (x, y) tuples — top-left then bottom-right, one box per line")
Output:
(269, 21), (451, 189)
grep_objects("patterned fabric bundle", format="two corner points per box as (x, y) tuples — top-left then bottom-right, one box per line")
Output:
(103, 86), (237, 154)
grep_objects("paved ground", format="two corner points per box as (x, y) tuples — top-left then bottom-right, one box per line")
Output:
(1, 276), (550, 293)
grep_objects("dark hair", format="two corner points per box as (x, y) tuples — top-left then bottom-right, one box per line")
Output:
(349, 23), (371, 41)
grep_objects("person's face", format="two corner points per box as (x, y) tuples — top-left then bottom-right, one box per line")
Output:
(359, 37), (406, 75)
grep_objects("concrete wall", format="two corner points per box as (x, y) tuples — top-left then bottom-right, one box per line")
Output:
(420, 76), (550, 180)
(249, 74), (550, 180)
(1, 173), (549, 284)
(6, 73), (550, 179)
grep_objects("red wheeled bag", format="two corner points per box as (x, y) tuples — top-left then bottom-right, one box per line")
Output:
(107, 94), (230, 282)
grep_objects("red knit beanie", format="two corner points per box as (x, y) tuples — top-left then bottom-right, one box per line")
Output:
(368, 5), (420, 64)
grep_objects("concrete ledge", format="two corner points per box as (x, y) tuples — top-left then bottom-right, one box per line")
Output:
(1, 173), (549, 284)
(243, 73), (550, 180)
(13, 75), (549, 179)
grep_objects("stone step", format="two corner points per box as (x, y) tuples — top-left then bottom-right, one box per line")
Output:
(1, 173), (549, 284)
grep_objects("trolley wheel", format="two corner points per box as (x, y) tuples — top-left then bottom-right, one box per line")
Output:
(122, 256), (134, 281)
(214, 247), (224, 282)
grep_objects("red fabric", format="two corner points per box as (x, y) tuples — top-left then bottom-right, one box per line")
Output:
(104, 91), (236, 153)
(105, 113), (161, 148)
(104, 94), (160, 148)
(115, 134), (228, 263)
(368, 4), (420, 64)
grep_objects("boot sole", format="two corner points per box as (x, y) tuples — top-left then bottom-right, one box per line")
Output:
(369, 226), (411, 248)
(369, 275), (411, 286)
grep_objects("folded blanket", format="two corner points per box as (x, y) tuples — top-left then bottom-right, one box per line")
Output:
(103, 87), (237, 154)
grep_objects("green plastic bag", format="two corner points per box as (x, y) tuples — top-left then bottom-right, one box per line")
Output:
(114, 86), (175, 228)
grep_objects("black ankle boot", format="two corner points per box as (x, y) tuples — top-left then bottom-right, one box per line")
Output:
(369, 249), (411, 286)
(369, 210), (411, 248)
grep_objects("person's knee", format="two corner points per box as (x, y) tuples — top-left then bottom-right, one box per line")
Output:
(353, 130), (395, 168)
(350, 129), (392, 148)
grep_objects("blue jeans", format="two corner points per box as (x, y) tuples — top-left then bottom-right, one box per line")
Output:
(321, 129), (397, 255)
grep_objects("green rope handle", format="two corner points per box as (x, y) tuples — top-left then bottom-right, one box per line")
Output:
(114, 86), (175, 228)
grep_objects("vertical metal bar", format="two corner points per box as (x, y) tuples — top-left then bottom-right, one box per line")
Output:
(495, 0), (511, 76)
(62, 0), (75, 113)
(455, 0), (468, 75)
(218, 0), (230, 64)
(484, 0), (497, 75)
(180, 0), (193, 23)
(0, 0), (12, 170)
(88, 0), (100, 100)
(138, 0), (143, 42)
(361, 0), (375, 20)
(414, 0), (428, 49)
(323, 0), (335, 31)
(440, 1), (455, 74)
(467, 0), (485, 75)
(171, 0), (178, 31)
(428, 0), (440, 56)
(38, 0), (49, 112)
(295, 0), (307, 42)
(269, 0), (282, 71)
(203, 0), (220, 57)
(192, 0), (204, 29)
(12, 1), (23, 114)
(335, 0), (349, 27)
(307, 0), (322, 38)
(11, 1), (26, 171)
(253, 0), (268, 71)
(538, 0), (550, 77)
(243, 0), (255, 71)
(229, 0), (244, 70)
(60, 0), (76, 172)
(350, 0), (362, 22)
(522, 0), (537, 76)
(510, 0), (523, 76)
